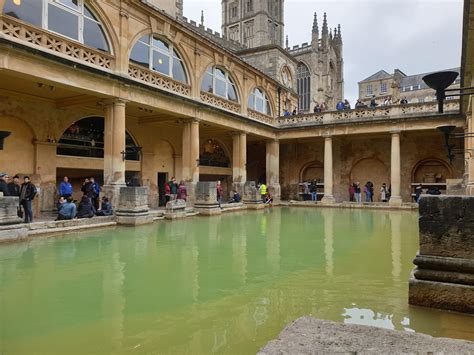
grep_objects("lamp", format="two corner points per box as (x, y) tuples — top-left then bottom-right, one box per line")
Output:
(437, 125), (474, 163)
(0, 131), (11, 150)
(422, 71), (458, 113)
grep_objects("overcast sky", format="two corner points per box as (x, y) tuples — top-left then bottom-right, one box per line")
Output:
(183, 0), (463, 104)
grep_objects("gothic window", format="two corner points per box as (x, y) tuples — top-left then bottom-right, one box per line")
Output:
(297, 63), (311, 112)
(246, 0), (253, 13)
(230, 3), (237, 18)
(130, 35), (187, 83)
(248, 88), (272, 115)
(3, 0), (110, 52)
(229, 25), (239, 41)
(201, 66), (238, 102)
(57, 117), (139, 160)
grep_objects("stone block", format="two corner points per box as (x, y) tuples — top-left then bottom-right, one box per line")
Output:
(0, 228), (28, 243)
(115, 187), (152, 226)
(195, 181), (218, 206)
(166, 199), (186, 211)
(419, 195), (474, 259)
(0, 197), (22, 225)
(243, 181), (262, 205)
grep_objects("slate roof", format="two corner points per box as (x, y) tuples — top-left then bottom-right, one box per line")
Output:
(400, 67), (461, 89)
(359, 70), (393, 83)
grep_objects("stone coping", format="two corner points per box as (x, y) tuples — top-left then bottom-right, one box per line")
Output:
(282, 200), (418, 210)
(259, 317), (474, 354)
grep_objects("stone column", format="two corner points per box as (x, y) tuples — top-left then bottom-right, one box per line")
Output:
(232, 132), (247, 194)
(182, 119), (200, 205)
(465, 96), (474, 195)
(321, 135), (336, 204)
(389, 131), (403, 207)
(103, 99), (127, 207)
(34, 141), (57, 212)
(266, 139), (281, 202)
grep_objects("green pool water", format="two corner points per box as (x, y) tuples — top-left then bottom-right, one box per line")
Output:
(1, 207), (473, 354)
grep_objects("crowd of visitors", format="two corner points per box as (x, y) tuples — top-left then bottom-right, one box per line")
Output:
(165, 177), (187, 203)
(348, 181), (389, 203)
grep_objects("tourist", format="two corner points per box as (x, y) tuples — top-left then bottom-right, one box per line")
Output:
(165, 182), (171, 203)
(369, 181), (374, 202)
(283, 109), (290, 117)
(58, 176), (73, 198)
(400, 96), (408, 105)
(364, 181), (372, 202)
(427, 186), (441, 195)
(336, 100), (345, 111)
(354, 182), (362, 203)
(19, 176), (37, 223)
(178, 180), (187, 201)
(57, 196), (76, 220)
(415, 183), (423, 202)
(370, 96), (378, 108)
(309, 179), (318, 201)
(96, 197), (113, 216)
(7, 175), (20, 197)
(229, 190), (241, 203)
(90, 177), (100, 210)
(216, 180), (222, 207)
(349, 183), (355, 202)
(81, 178), (94, 199)
(383, 96), (393, 106)
(76, 195), (95, 218)
(343, 99), (351, 110)
(292, 109), (297, 115)
(355, 99), (366, 109)
(57, 196), (66, 210)
(320, 103), (327, 111)
(380, 183), (388, 202)
(264, 192), (273, 205)
(0, 173), (9, 196)
(259, 181), (267, 202)
(170, 177), (178, 200)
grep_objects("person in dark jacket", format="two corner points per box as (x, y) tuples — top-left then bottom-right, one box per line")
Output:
(309, 180), (318, 201)
(90, 177), (100, 210)
(7, 175), (21, 197)
(96, 197), (113, 216)
(81, 178), (94, 199)
(76, 195), (95, 218)
(0, 173), (9, 196)
(19, 176), (37, 223)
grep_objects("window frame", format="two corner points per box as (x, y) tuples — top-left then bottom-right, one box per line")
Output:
(297, 63), (311, 111)
(380, 82), (387, 94)
(248, 87), (272, 115)
(201, 66), (239, 102)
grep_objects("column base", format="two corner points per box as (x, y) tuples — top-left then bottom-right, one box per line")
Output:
(321, 195), (336, 205)
(103, 184), (126, 209)
(184, 182), (197, 207)
(268, 183), (281, 204)
(389, 196), (403, 207)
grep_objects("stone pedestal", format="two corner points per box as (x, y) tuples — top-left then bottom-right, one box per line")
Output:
(409, 196), (474, 313)
(115, 187), (153, 226)
(194, 182), (221, 216)
(243, 181), (264, 209)
(0, 197), (22, 225)
(165, 199), (187, 219)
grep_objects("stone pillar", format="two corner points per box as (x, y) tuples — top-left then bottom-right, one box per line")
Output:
(115, 187), (153, 225)
(34, 141), (57, 212)
(182, 119), (200, 205)
(232, 132), (247, 194)
(321, 135), (335, 205)
(266, 139), (281, 202)
(103, 99), (127, 207)
(194, 181), (221, 215)
(389, 131), (403, 207)
(465, 96), (474, 195)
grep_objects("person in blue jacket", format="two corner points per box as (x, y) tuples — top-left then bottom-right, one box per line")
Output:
(58, 176), (73, 198)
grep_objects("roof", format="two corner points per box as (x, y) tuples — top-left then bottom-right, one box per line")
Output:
(359, 70), (392, 83)
(399, 67), (461, 89)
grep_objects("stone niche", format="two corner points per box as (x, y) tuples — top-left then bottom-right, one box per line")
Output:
(115, 187), (153, 226)
(409, 195), (474, 313)
(0, 196), (22, 225)
(194, 181), (221, 216)
(243, 181), (264, 209)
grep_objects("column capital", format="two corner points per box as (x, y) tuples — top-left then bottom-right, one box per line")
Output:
(323, 134), (333, 139)
(101, 98), (128, 107)
(390, 129), (401, 135)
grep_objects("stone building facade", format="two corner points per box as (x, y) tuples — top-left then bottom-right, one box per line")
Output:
(359, 68), (461, 105)
(0, 0), (468, 215)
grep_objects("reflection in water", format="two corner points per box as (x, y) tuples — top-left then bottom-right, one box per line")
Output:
(0, 208), (473, 354)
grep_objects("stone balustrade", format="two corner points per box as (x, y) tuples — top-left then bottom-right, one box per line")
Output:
(200, 91), (241, 114)
(128, 64), (191, 96)
(0, 15), (114, 70)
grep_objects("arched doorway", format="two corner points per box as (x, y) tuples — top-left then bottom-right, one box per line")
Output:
(350, 158), (389, 202)
(199, 138), (232, 199)
(299, 161), (324, 200)
(411, 158), (452, 196)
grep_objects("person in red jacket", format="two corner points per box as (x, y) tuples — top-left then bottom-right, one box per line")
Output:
(216, 180), (222, 208)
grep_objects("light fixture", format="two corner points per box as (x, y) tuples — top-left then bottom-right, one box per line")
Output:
(437, 125), (474, 162)
(158, 58), (163, 65)
(13, 0), (21, 5)
(0, 131), (11, 150)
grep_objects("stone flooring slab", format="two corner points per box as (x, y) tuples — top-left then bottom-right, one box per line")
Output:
(258, 317), (474, 354)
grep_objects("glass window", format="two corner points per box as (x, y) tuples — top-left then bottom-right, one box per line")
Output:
(201, 67), (239, 102)
(3, 0), (43, 27)
(380, 83), (387, 94)
(2, 0), (111, 52)
(129, 35), (188, 83)
(366, 84), (373, 96)
(297, 63), (311, 111)
(248, 88), (271, 115)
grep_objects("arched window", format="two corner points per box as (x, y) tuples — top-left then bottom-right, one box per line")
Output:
(201, 66), (238, 102)
(297, 63), (311, 112)
(57, 117), (139, 161)
(248, 88), (272, 115)
(199, 139), (230, 168)
(130, 35), (187, 83)
(2, 0), (110, 52)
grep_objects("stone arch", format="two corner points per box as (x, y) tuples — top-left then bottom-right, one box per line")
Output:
(299, 160), (324, 182)
(247, 86), (274, 116)
(86, 0), (119, 56)
(200, 64), (242, 103)
(199, 138), (231, 167)
(0, 116), (36, 175)
(411, 158), (453, 183)
(350, 157), (389, 193)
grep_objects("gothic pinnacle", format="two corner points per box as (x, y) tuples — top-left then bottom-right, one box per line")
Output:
(322, 12), (328, 35)
(200, 10), (204, 26)
(312, 12), (319, 34)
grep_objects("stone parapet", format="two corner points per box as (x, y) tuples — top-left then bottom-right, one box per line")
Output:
(409, 195), (474, 313)
(0, 197), (22, 225)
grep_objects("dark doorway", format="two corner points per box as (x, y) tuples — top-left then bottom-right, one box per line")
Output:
(158, 172), (168, 207)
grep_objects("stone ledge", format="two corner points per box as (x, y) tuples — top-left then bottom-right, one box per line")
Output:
(259, 317), (474, 354)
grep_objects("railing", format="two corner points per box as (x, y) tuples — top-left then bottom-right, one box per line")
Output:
(0, 15), (114, 70)
(128, 64), (191, 96)
(277, 100), (461, 127)
(200, 91), (241, 114)
(247, 109), (274, 124)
